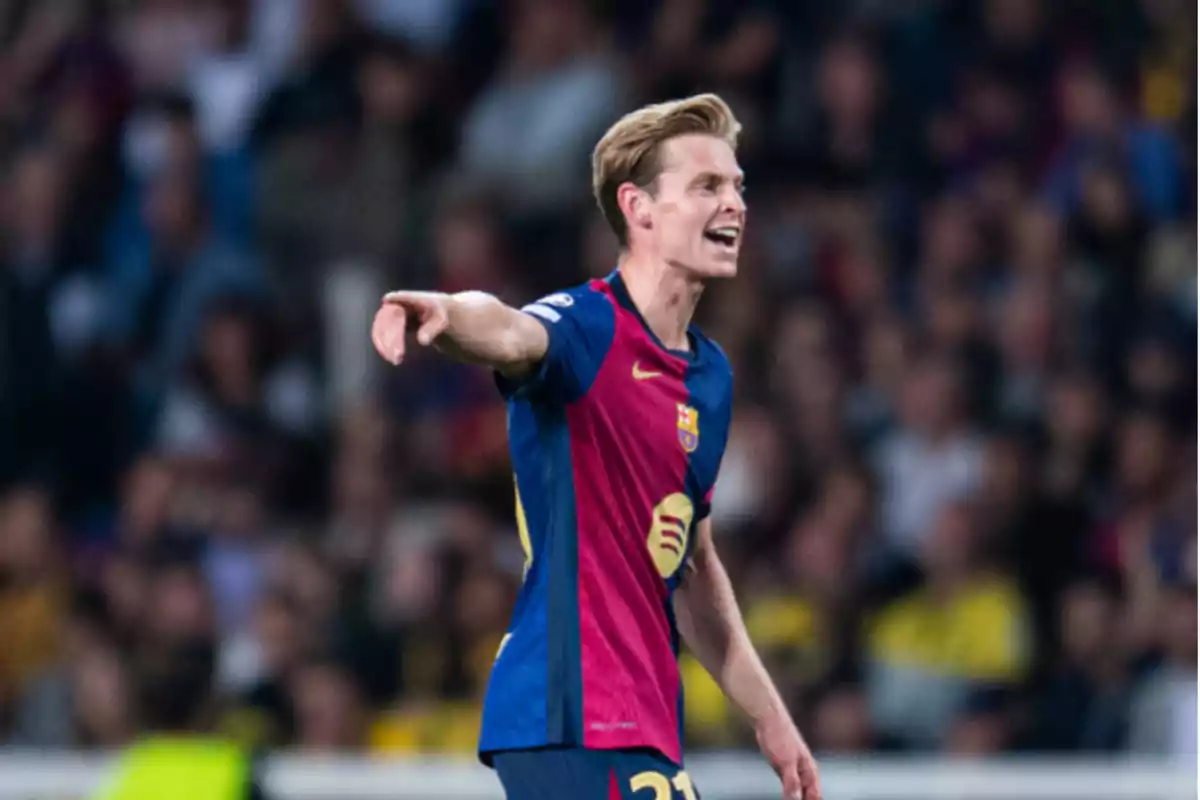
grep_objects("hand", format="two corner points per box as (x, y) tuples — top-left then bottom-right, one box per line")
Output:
(372, 291), (451, 365)
(756, 711), (821, 800)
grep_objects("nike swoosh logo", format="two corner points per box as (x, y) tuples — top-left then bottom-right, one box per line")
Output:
(632, 361), (662, 380)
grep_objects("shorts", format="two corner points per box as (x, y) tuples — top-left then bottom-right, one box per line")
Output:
(492, 747), (702, 800)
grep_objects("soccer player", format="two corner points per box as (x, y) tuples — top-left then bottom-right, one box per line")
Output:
(371, 94), (821, 800)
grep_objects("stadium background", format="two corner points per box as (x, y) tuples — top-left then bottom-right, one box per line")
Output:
(0, 0), (1195, 793)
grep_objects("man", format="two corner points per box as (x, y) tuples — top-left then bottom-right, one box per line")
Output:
(371, 94), (821, 800)
(93, 645), (266, 800)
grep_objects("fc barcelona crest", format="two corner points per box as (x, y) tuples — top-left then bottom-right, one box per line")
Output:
(676, 403), (700, 453)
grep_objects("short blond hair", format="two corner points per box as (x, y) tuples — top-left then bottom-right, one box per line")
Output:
(592, 93), (741, 247)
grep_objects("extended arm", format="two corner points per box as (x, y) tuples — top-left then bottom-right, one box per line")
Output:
(372, 290), (548, 378)
(674, 518), (821, 800)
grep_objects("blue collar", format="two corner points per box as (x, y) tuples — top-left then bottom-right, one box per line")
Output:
(606, 269), (696, 362)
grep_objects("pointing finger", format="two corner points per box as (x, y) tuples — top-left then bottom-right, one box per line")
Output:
(383, 290), (430, 307)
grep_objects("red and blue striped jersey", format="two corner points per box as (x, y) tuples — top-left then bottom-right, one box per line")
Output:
(478, 270), (733, 766)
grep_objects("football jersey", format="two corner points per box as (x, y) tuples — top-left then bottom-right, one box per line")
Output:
(478, 270), (734, 766)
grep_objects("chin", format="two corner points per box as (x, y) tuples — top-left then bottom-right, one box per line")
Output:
(677, 255), (739, 280)
(698, 257), (739, 279)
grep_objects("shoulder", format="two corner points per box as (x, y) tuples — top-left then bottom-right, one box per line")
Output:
(962, 576), (1028, 619)
(519, 280), (615, 326)
(690, 327), (734, 394)
(691, 327), (731, 368)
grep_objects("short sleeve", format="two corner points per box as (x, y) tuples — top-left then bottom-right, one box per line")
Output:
(696, 486), (716, 522)
(495, 285), (616, 404)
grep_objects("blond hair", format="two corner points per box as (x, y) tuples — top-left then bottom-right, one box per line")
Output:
(592, 93), (741, 247)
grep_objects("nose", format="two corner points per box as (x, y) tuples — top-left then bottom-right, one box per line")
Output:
(722, 185), (746, 216)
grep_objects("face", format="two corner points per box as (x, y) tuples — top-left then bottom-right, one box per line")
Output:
(985, 0), (1041, 42)
(201, 311), (254, 378)
(10, 148), (64, 244)
(1117, 415), (1171, 496)
(0, 488), (55, 578)
(435, 207), (502, 290)
(1161, 587), (1197, 665)
(144, 169), (201, 245)
(927, 289), (976, 348)
(1012, 204), (1064, 276)
(1060, 582), (1114, 664)
(359, 53), (419, 125)
(122, 457), (176, 543)
(1081, 164), (1131, 229)
(923, 198), (979, 275)
(454, 567), (514, 638)
(921, 502), (976, 578)
(381, 545), (442, 623)
(255, 596), (302, 674)
(900, 360), (959, 434)
(1127, 340), (1180, 398)
(863, 319), (909, 391)
(812, 686), (872, 753)
(1062, 65), (1115, 134)
(73, 648), (133, 745)
(103, 556), (150, 633)
(633, 134), (746, 279)
(818, 40), (878, 123)
(982, 438), (1026, 508)
(333, 451), (389, 523)
(292, 664), (363, 751)
(1048, 375), (1104, 446)
(820, 467), (872, 531)
(785, 515), (850, 598)
(998, 284), (1054, 369)
(151, 567), (214, 642)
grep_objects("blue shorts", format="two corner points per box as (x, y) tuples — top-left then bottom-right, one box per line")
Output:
(492, 747), (702, 800)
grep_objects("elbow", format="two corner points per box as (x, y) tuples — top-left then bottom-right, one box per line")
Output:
(496, 310), (546, 368)
(496, 323), (531, 365)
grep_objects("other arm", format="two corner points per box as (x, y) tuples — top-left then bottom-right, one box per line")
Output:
(674, 517), (821, 800)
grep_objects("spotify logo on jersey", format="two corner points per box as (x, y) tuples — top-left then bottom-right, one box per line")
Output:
(647, 493), (695, 579)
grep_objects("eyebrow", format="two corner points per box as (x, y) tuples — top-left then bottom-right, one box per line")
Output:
(690, 171), (745, 187)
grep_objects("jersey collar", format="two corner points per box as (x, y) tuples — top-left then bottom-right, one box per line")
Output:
(606, 269), (697, 363)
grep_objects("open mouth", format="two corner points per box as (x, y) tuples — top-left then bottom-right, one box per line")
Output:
(703, 226), (741, 248)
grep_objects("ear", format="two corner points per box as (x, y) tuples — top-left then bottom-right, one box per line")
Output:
(616, 182), (652, 233)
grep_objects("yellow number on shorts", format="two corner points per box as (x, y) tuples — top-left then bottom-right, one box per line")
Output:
(629, 770), (698, 800)
(647, 493), (694, 578)
(630, 772), (671, 800)
(672, 771), (698, 800)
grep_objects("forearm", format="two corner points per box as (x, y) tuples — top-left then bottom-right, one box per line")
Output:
(675, 534), (790, 726)
(434, 291), (547, 374)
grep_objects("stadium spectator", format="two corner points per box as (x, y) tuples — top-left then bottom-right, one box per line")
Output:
(1023, 577), (1132, 752)
(1127, 580), (1197, 762)
(0, 487), (66, 704)
(459, 0), (626, 213)
(873, 355), (984, 560)
(866, 500), (1030, 749)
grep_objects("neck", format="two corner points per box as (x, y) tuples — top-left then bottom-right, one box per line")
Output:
(617, 251), (703, 351)
(927, 570), (969, 600)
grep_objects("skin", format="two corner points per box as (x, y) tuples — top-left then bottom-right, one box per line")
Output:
(371, 131), (820, 800)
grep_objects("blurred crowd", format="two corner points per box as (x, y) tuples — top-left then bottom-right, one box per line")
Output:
(0, 0), (1195, 762)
